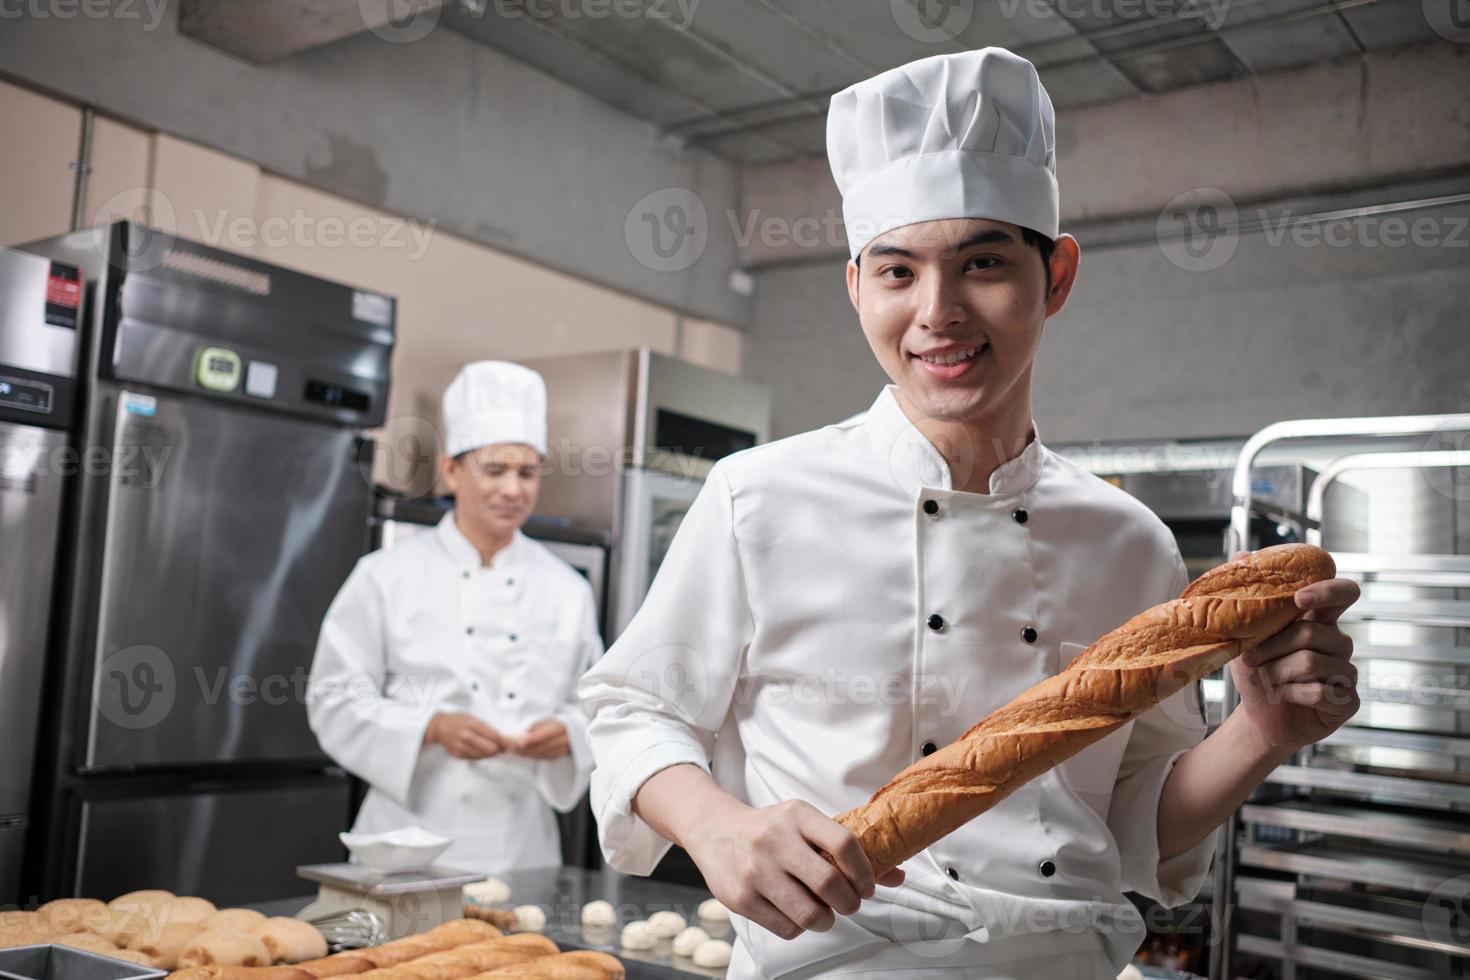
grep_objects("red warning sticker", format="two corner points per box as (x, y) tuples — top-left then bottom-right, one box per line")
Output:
(46, 273), (80, 308)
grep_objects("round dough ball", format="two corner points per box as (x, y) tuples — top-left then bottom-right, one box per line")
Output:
(177, 929), (271, 969)
(94, 908), (153, 947)
(104, 949), (157, 967)
(696, 898), (729, 923)
(127, 922), (203, 970)
(510, 906), (546, 934)
(1117, 967), (1144, 980)
(579, 900), (615, 929)
(108, 891), (174, 913)
(462, 878), (511, 905)
(619, 920), (656, 951)
(198, 909), (266, 934)
(162, 897), (217, 928)
(0, 911), (40, 933)
(671, 926), (709, 957)
(647, 911), (686, 939)
(692, 939), (733, 968)
(53, 932), (120, 954)
(38, 899), (110, 934)
(252, 916), (327, 964)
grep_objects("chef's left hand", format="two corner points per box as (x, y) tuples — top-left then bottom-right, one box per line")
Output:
(1227, 551), (1362, 752)
(513, 718), (570, 760)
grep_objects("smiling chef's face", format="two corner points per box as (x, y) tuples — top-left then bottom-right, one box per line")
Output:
(441, 442), (542, 542)
(846, 217), (1079, 427)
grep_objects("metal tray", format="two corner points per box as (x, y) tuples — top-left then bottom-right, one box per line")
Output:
(1239, 798), (1470, 852)
(1239, 837), (1470, 893)
(0, 946), (164, 980)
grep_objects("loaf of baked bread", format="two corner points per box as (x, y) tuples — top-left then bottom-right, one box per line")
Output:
(356, 921), (503, 968)
(473, 951), (625, 979)
(835, 543), (1336, 874)
(252, 917), (329, 964)
(353, 935), (557, 980)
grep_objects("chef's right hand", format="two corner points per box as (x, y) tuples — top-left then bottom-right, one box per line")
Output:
(424, 712), (513, 759)
(682, 799), (905, 941)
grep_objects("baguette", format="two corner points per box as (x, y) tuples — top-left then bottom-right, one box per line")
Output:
(836, 543), (1336, 874)
(354, 935), (557, 980)
(356, 921), (503, 968)
(471, 951), (624, 979)
(297, 956), (375, 978)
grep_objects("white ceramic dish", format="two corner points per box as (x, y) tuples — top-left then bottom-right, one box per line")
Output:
(339, 827), (451, 873)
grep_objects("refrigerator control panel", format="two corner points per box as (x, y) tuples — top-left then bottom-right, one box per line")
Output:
(0, 374), (53, 414)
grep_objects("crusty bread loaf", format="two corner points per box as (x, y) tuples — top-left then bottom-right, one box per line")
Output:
(296, 955), (375, 978)
(354, 935), (556, 980)
(836, 543), (1336, 874)
(472, 951), (625, 979)
(355, 921), (503, 968)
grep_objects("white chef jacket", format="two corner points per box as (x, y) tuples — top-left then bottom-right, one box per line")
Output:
(578, 387), (1215, 979)
(307, 513), (602, 874)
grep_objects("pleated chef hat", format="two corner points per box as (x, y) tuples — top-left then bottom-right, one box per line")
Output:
(827, 47), (1058, 258)
(441, 360), (548, 457)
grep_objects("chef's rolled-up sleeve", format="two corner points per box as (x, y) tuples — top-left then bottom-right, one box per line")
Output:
(535, 582), (604, 812)
(1107, 551), (1216, 906)
(306, 560), (432, 806)
(577, 461), (752, 876)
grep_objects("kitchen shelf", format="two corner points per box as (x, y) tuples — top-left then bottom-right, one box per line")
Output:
(1319, 724), (1470, 760)
(1263, 764), (1470, 806)
(1340, 599), (1470, 629)
(1239, 798), (1470, 851)
(1239, 837), (1470, 893)
(1236, 934), (1453, 980)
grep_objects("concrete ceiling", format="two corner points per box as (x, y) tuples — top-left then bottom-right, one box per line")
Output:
(437, 0), (1447, 163)
(178, 0), (1450, 164)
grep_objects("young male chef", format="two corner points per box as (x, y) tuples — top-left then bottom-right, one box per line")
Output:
(308, 360), (602, 874)
(578, 49), (1361, 978)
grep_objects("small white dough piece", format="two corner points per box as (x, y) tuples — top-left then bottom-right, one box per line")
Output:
(620, 920), (656, 951)
(463, 878), (511, 905)
(671, 926), (709, 957)
(1116, 966), (1144, 980)
(511, 906), (546, 933)
(693, 939), (733, 968)
(647, 911), (686, 939)
(580, 900), (615, 929)
(696, 898), (729, 922)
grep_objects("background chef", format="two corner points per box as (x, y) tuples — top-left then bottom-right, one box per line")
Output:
(309, 360), (602, 874)
(577, 48), (1361, 979)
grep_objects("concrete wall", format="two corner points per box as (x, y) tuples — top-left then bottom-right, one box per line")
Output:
(0, 4), (751, 328)
(742, 41), (1470, 442)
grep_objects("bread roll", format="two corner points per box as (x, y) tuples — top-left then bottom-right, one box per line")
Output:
(0, 930), (55, 950)
(199, 910), (268, 935)
(836, 543), (1336, 874)
(355, 921), (502, 968)
(130, 922), (206, 970)
(105, 949), (158, 967)
(252, 917), (327, 964)
(163, 898), (218, 928)
(97, 907), (158, 947)
(460, 906), (517, 932)
(110, 891), (176, 913)
(38, 898), (110, 934)
(474, 951), (624, 979)
(178, 930), (272, 969)
(167, 967), (313, 980)
(0, 910), (41, 932)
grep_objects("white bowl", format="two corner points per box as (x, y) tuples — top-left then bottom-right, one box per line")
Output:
(340, 827), (452, 873)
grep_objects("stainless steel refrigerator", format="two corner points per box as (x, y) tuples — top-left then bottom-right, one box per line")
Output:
(21, 223), (395, 904)
(0, 247), (82, 906)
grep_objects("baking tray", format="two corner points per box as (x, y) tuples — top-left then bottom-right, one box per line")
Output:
(0, 946), (164, 980)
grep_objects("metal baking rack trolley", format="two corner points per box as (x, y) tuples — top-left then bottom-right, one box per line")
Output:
(1210, 413), (1470, 980)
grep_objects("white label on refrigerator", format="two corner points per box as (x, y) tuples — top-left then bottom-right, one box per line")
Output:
(352, 290), (393, 326)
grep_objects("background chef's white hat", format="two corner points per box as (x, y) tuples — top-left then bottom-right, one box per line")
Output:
(827, 47), (1058, 258)
(441, 360), (548, 457)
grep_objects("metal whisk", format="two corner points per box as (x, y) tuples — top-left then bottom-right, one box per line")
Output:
(305, 908), (386, 951)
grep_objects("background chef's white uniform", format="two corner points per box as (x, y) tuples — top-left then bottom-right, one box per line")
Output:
(578, 387), (1215, 978)
(309, 513), (602, 874)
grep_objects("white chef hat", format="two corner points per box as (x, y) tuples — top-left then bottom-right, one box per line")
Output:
(441, 360), (548, 458)
(827, 47), (1058, 258)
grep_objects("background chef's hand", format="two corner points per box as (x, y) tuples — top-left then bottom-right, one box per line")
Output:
(425, 712), (515, 760)
(512, 718), (570, 760)
(1226, 550), (1362, 751)
(681, 798), (905, 942)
